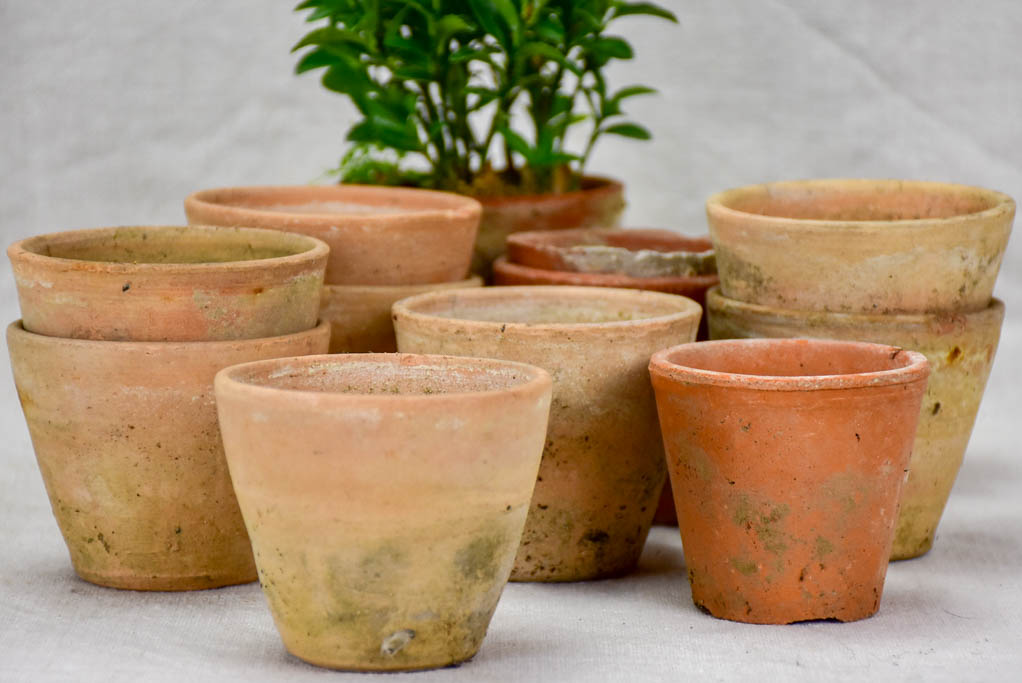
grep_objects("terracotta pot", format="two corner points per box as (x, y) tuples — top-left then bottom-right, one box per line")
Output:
(214, 353), (552, 671)
(321, 276), (483, 353)
(650, 339), (930, 624)
(393, 286), (702, 581)
(706, 287), (1005, 559)
(473, 177), (625, 276)
(184, 185), (481, 286)
(7, 320), (331, 590)
(8, 225), (328, 342)
(506, 228), (715, 277)
(706, 179), (1014, 314)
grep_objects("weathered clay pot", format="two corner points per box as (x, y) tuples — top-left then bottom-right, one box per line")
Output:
(214, 353), (552, 671)
(322, 276), (483, 353)
(650, 338), (930, 624)
(473, 177), (625, 276)
(393, 286), (702, 581)
(7, 320), (331, 590)
(184, 185), (481, 286)
(8, 225), (328, 342)
(707, 287), (1005, 560)
(506, 228), (716, 277)
(706, 179), (1014, 314)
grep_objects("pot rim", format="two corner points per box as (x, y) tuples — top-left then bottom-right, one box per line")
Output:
(7, 225), (329, 276)
(184, 184), (482, 225)
(707, 286), (1006, 326)
(322, 275), (484, 296)
(214, 352), (552, 405)
(473, 176), (623, 206)
(493, 256), (720, 289)
(392, 285), (703, 334)
(705, 178), (1015, 231)
(5, 319), (331, 351)
(650, 338), (930, 391)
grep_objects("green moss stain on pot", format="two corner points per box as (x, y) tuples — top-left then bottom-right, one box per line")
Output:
(732, 494), (791, 558)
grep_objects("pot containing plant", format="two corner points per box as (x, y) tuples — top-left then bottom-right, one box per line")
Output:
(706, 179), (1014, 314)
(8, 225), (328, 342)
(292, 0), (680, 276)
(7, 321), (331, 590)
(214, 353), (552, 671)
(706, 287), (1006, 560)
(650, 338), (930, 624)
(392, 286), (702, 581)
(184, 185), (481, 286)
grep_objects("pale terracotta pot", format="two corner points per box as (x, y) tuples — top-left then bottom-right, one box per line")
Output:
(7, 320), (331, 590)
(706, 287), (1005, 559)
(8, 225), (328, 342)
(706, 179), (1014, 314)
(650, 339), (930, 624)
(214, 353), (552, 671)
(473, 177), (625, 276)
(392, 286), (702, 581)
(184, 185), (481, 286)
(321, 276), (483, 353)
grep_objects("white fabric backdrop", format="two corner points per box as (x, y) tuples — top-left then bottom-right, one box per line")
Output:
(1, 1), (1020, 680)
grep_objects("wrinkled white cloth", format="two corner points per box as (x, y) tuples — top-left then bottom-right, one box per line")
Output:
(2, 2), (1021, 681)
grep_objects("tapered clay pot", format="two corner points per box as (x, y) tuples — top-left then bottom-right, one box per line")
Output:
(393, 286), (702, 581)
(184, 185), (481, 286)
(707, 287), (1005, 559)
(7, 321), (330, 590)
(8, 225), (328, 342)
(214, 353), (552, 671)
(706, 179), (1014, 313)
(473, 177), (625, 276)
(650, 339), (930, 624)
(322, 276), (483, 353)
(506, 228), (716, 277)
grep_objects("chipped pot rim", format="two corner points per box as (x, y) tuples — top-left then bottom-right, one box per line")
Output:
(650, 338), (930, 392)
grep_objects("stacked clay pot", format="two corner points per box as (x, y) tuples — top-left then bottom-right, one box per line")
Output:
(705, 179), (1015, 560)
(6, 225), (331, 590)
(492, 227), (720, 525)
(184, 185), (484, 353)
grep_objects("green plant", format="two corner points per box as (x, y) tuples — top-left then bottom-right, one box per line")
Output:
(293, 0), (677, 196)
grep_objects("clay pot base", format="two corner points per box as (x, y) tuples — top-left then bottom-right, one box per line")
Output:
(650, 338), (930, 624)
(706, 288), (1005, 560)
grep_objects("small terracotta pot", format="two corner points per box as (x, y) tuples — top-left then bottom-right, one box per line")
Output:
(473, 177), (625, 276)
(321, 276), (483, 353)
(214, 353), (552, 671)
(7, 320), (331, 590)
(706, 179), (1014, 314)
(706, 287), (1005, 559)
(184, 185), (481, 286)
(506, 228), (716, 277)
(393, 286), (702, 581)
(650, 339), (930, 624)
(8, 225), (328, 342)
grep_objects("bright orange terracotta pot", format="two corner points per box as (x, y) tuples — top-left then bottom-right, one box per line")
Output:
(650, 338), (929, 624)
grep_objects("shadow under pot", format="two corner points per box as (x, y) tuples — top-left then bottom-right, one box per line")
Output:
(321, 276), (483, 353)
(650, 338), (930, 624)
(706, 179), (1014, 314)
(184, 185), (481, 286)
(706, 287), (1005, 560)
(7, 225), (328, 342)
(214, 353), (552, 671)
(6, 321), (331, 590)
(392, 285), (702, 581)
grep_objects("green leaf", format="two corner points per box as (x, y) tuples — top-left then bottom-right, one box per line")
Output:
(295, 48), (340, 74)
(590, 36), (633, 60)
(497, 125), (539, 165)
(603, 122), (652, 140)
(292, 26), (373, 53)
(518, 41), (583, 75)
(436, 15), (474, 40)
(603, 84), (656, 115)
(468, 0), (522, 49)
(611, 2), (679, 22)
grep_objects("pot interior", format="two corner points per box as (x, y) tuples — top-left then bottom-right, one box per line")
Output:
(663, 339), (918, 378)
(226, 356), (542, 397)
(404, 289), (693, 325)
(719, 181), (1001, 221)
(22, 226), (314, 264)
